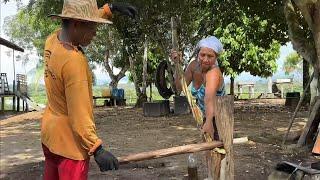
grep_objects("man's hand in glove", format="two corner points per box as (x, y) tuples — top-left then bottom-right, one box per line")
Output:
(109, 2), (137, 18)
(94, 146), (119, 171)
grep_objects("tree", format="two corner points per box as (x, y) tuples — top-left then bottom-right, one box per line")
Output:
(86, 26), (129, 89)
(283, 0), (320, 146)
(196, 1), (281, 95)
(284, 52), (311, 105)
(284, 52), (303, 75)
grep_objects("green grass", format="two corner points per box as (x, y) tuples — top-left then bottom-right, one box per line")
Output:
(224, 82), (303, 99)
(3, 81), (303, 108)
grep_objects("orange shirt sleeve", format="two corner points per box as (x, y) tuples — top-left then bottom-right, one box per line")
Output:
(62, 53), (102, 155)
(98, 4), (112, 20)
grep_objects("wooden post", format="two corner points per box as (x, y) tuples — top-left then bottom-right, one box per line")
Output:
(252, 86), (255, 99)
(249, 86), (252, 99)
(297, 97), (320, 146)
(1, 97), (4, 111)
(149, 83), (152, 102)
(17, 97), (20, 112)
(142, 34), (148, 98)
(268, 77), (272, 93)
(17, 81), (20, 112)
(171, 16), (181, 95)
(12, 80), (16, 111)
(214, 95), (235, 180)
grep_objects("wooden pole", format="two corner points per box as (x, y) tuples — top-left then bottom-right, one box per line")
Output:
(214, 95), (235, 180)
(297, 96), (320, 146)
(171, 16), (181, 95)
(142, 34), (148, 97)
(282, 72), (315, 145)
(118, 141), (223, 165)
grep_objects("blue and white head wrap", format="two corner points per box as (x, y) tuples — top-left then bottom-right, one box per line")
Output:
(196, 36), (224, 55)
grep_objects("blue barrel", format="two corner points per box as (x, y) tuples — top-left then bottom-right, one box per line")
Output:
(112, 88), (125, 100)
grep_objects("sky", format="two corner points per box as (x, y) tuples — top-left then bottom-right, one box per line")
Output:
(0, 1), (295, 85)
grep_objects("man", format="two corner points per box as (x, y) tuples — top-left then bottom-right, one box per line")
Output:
(41, 0), (136, 179)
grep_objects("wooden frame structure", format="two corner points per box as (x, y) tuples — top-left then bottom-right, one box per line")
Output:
(237, 82), (255, 99)
(0, 37), (27, 112)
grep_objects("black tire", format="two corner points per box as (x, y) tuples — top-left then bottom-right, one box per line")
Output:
(155, 61), (174, 99)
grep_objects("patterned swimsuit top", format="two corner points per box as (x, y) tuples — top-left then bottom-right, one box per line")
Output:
(190, 65), (225, 114)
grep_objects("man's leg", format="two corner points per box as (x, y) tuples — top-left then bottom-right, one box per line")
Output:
(42, 144), (59, 180)
(58, 157), (90, 180)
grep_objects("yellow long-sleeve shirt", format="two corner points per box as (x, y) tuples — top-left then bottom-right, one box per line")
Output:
(41, 5), (112, 160)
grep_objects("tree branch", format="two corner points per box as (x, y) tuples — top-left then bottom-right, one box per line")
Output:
(293, 0), (315, 29)
(284, 0), (317, 65)
(103, 50), (115, 80)
(116, 64), (129, 81)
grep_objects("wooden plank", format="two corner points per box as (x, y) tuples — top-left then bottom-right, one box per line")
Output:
(214, 95), (235, 180)
(298, 97), (320, 146)
(118, 141), (223, 165)
(282, 72), (314, 145)
(1, 97), (4, 111)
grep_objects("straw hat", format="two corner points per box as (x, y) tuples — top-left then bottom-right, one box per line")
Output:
(49, 0), (112, 24)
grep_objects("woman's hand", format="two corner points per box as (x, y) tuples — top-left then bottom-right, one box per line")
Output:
(170, 50), (182, 64)
(202, 120), (214, 139)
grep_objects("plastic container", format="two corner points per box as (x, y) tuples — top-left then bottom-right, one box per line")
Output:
(188, 153), (198, 180)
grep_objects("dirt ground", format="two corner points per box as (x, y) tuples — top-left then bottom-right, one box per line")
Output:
(0, 99), (318, 180)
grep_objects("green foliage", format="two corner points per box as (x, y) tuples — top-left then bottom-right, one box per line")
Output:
(4, 0), (289, 101)
(283, 52), (302, 75)
(199, 2), (281, 78)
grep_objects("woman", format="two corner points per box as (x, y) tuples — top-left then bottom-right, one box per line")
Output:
(171, 36), (225, 140)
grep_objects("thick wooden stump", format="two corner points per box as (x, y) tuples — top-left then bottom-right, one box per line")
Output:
(143, 100), (170, 117)
(174, 95), (190, 115)
(213, 95), (235, 180)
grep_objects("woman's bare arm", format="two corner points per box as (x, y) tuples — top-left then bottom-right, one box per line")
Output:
(202, 68), (222, 138)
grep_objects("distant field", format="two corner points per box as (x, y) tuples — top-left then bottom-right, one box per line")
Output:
(1, 81), (304, 109)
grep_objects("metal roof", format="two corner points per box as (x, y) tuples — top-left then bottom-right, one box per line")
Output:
(0, 37), (24, 52)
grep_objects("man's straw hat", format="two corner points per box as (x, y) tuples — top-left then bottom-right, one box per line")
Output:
(49, 0), (112, 24)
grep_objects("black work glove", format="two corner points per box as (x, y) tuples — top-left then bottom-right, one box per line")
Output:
(109, 2), (137, 18)
(94, 146), (119, 171)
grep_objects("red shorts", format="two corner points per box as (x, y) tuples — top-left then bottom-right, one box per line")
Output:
(42, 144), (89, 180)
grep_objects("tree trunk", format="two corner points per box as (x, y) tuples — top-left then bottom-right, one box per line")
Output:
(142, 35), (148, 97)
(285, 0), (320, 146)
(104, 50), (128, 89)
(230, 76), (235, 95)
(302, 59), (311, 106)
(128, 56), (147, 108)
(109, 80), (119, 90)
(312, 1), (320, 99)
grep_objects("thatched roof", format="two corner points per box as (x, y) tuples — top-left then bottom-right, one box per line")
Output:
(0, 37), (24, 52)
